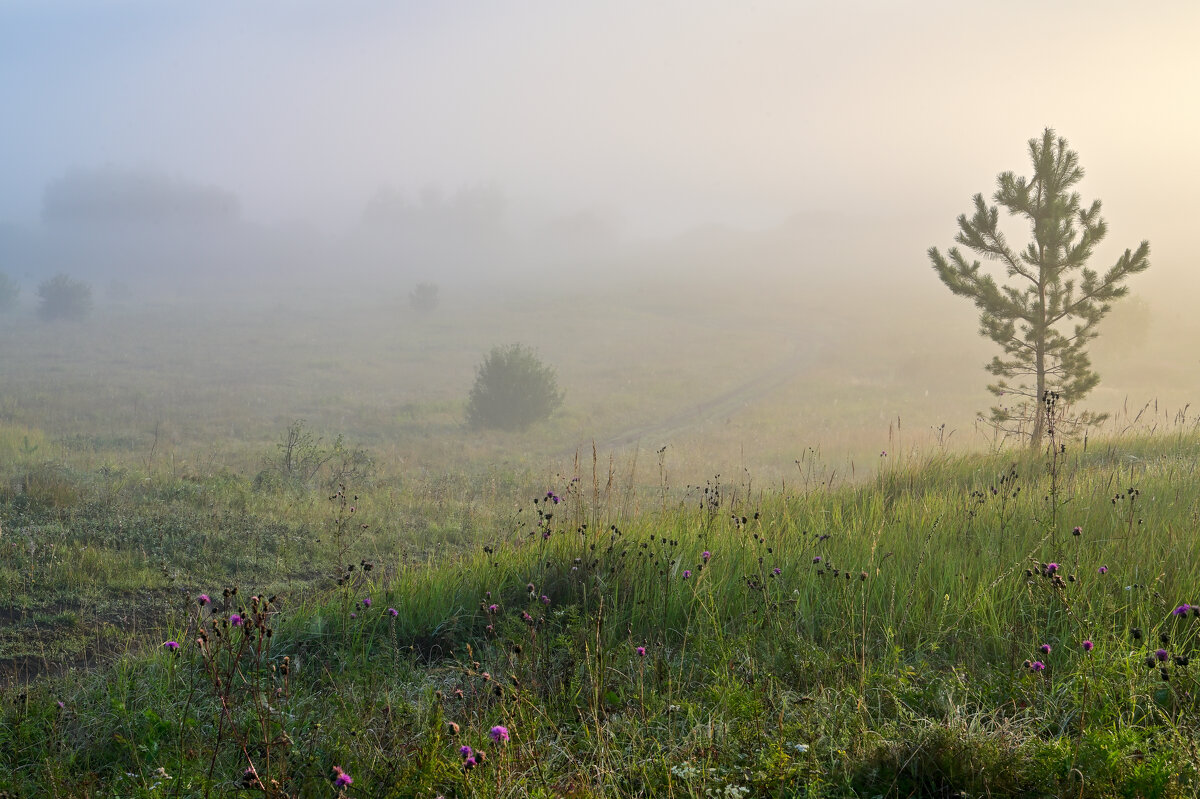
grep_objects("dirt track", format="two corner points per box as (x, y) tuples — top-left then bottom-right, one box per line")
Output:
(563, 337), (822, 456)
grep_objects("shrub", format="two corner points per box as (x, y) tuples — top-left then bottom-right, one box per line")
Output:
(409, 282), (439, 312)
(37, 273), (92, 322)
(466, 344), (564, 430)
(255, 419), (374, 491)
(0, 272), (18, 313)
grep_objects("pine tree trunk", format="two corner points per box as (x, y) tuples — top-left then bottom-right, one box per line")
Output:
(1031, 263), (1047, 449)
(1031, 354), (1045, 449)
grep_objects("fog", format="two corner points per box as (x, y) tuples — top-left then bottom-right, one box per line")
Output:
(4, 1), (1198, 278)
(1, 1), (1198, 474)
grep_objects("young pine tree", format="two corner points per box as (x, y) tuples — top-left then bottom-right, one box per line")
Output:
(929, 129), (1150, 447)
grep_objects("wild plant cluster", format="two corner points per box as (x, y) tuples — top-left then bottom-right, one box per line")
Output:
(2, 429), (1200, 797)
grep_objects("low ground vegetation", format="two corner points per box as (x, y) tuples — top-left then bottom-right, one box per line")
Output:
(3, 423), (1200, 796)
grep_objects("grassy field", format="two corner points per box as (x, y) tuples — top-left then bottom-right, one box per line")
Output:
(3, 424), (1200, 796)
(2, 276), (1193, 478)
(2, 283), (1200, 796)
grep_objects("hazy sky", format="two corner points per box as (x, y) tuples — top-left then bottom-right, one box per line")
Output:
(3, 1), (1198, 244)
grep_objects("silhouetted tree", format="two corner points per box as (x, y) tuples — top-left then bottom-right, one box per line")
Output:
(42, 168), (239, 226)
(37, 273), (93, 322)
(929, 129), (1150, 447)
(0, 272), (18, 313)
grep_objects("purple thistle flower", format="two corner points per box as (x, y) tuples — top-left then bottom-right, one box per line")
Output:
(388, 607), (398, 617)
(702, 551), (711, 562)
(332, 766), (352, 787)
(1098, 566), (1108, 574)
(459, 745), (473, 758)
(683, 570), (692, 579)
(1046, 563), (1059, 574)
(1072, 526), (1083, 536)
(541, 595), (550, 605)
(1030, 661), (1046, 672)
(1040, 643), (1052, 655)
(350, 612), (357, 619)
(489, 725), (510, 743)
(465, 756), (477, 768)
(812, 556), (821, 564)
(488, 604), (499, 614)
(1082, 640), (1094, 652)
(773, 567), (782, 576)
(164, 641), (180, 651)
(57, 700), (65, 709)
(197, 594), (211, 606)
(1156, 648), (1170, 662)
(362, 597), (371, 608)
(1174, 604), (1192, 617)
(229, 613), (243, 627)
(636, 646), (646, 657)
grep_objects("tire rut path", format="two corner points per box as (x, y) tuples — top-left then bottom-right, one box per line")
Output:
(562, 338), (822, 457)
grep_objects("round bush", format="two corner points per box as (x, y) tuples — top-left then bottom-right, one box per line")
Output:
(409, 282), (439, 312)
(37, 273), (93, 322)
(466, 344), (564, 430)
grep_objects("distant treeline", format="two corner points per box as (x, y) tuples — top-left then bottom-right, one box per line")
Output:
(42, 168), (240, 227)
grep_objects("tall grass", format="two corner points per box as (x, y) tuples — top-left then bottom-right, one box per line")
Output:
(3, 431), (1199, 796)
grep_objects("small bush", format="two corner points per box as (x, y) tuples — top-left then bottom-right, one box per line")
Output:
(256, 419), (374, 491)
(37, 273), (92, 322)
(0, 272), (18, 313)
(466, 344), (564, 430)
(409, 282), (439, 312)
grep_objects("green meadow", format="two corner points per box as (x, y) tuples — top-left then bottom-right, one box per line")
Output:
(2, 284), (1199, 797)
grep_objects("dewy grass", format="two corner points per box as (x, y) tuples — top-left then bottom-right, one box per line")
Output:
(2, 431), (1200, 795)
